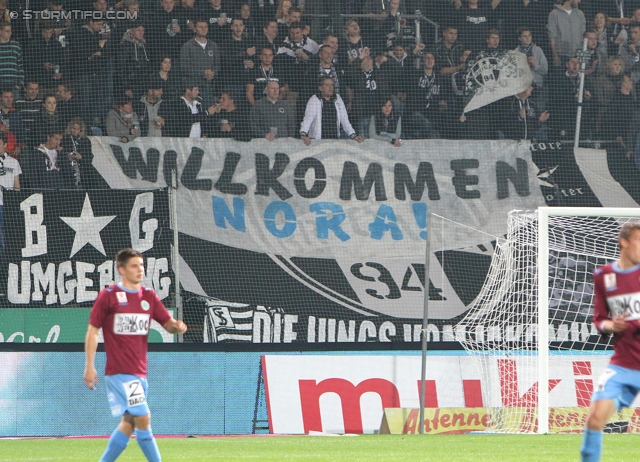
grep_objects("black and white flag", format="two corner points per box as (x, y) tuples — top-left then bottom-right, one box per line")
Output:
(463, 50), (533, 113)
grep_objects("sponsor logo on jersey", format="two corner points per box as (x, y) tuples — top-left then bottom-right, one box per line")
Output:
(604, 273), (617, 291)
(116, 292), (128, 305)
(141, 300), (150, 311)
(607, 292), (640, 321)
(114, 313), (150, 335)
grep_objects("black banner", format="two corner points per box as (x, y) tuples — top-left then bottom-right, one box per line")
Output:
(3, 189), (172, 306)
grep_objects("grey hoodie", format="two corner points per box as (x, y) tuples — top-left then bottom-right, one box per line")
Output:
(547, 4), (586, 58)
(250, 97), (295, 138)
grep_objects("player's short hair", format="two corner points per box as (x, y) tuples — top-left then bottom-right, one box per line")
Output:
(619, 223), (640, 241)
(116, 248), (144, 268)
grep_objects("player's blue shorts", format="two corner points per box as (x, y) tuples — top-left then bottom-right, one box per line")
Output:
(105, 374), (150, 417)
(592, 365), (640, 410)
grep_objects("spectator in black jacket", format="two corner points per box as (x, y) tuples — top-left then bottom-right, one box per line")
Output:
(32, 95), (64, 147)
(26, 21), (66, 89)
(347, 50), (387, 137)
(255, 20), (281, 56)
(159, 84), (217, 137)
(115, 22), (151, 101)
(21, 129), (64, 190)
(60, 118), (95, 189)
(221, 18), (256, 102)
(246, 46), (288, 105)
(405, 52), (446, 139)
(207, 90), (251, 140)
(68, 18), (113, 127)
(149, 0), (186, 60)
(56, 82), (88, 131)
(14, 82), (41, 147)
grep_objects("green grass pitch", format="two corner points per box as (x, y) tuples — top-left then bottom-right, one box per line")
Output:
(0, 434), (638, 461)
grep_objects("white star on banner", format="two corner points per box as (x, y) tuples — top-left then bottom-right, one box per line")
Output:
(61, 194), (116, 258)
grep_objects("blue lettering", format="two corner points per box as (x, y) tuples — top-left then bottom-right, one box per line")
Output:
(310, 202), (350, 241)
(212, 196), (246, 232)
(264, 201), (297, 238)
(368, 204), (403, 240)
(412, 202), (427, 240)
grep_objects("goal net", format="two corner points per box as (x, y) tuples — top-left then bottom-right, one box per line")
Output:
(457, 207), (640, 434)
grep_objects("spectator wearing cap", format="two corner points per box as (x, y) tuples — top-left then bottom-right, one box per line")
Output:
(26, 21), (66, 89)
(133, 82), (164, 137)
(250, 80), (295, 139)
(179, 19), (221, 107)
(150, 0), (185, 60)
(207, 90), (251, 141)
(106, 98), (141, 143)
(0, 21), (24, 98)
(115, 22), (151, 101)
(158, 83), (218, 138)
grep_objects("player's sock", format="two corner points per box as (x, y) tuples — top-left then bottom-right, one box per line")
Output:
(135, 428), (161, 462)
(580, 428), (603, 462)
(99, 428), (130, 462)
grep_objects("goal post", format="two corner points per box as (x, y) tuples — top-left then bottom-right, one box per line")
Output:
(458, 207), (640, 434)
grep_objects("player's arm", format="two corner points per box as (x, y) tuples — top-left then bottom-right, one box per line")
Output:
(163, 318), (187, 334)
(84, 324), (100, 389)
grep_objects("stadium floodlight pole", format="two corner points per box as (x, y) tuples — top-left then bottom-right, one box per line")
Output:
(170, 169), (183, 343)
(419, 210), (432, 435)
(574, 38), (589, 148)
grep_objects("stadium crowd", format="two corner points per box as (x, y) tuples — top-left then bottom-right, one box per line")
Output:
(1, 0), (640, 187)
